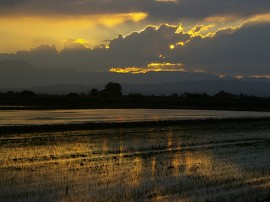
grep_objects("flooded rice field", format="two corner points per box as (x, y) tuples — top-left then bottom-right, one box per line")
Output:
(0, 121), (270, 201)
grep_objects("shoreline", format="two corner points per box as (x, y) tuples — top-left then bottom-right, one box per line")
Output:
(1, 117), (270, 134)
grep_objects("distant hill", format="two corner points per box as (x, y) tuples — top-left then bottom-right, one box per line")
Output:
(1, 60), (270, 96)
(0, 60), (220, 88)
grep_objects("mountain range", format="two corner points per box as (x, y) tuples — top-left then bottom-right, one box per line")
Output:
(1, 60), (270, 96)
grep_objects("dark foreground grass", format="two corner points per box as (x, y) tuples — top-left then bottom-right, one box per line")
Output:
(2, 117), (270, 134)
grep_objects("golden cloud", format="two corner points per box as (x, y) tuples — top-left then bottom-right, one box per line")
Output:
(109, 62), (184, 74)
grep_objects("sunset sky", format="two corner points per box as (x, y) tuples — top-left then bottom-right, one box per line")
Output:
(0, 0), (270, 76)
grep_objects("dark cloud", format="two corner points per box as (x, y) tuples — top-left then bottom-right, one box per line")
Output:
(0, 0), (269, 22)
(169, 22), (270, 75)
(106, 24), (189, 67)
(0, 0), (144, 16)
(0, 24), (188, 70)
(0, 21), (270, 76)
(0, 0), (25, 6)
(146, 0), (270, 21)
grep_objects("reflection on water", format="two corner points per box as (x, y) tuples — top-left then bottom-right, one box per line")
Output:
(119, 142), (124, 160)
(0, 109), (270, 126)
(185, 151), (215, 177)
(131, 157), (143, 187)
(171, 153), (181, 177)
(151, 157), (157, 180)
(102, 138), (108, 154)
(167, 131), (173, 151)
(0, 123), (270, 201)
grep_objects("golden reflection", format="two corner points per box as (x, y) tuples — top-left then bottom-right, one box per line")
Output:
(130, 157), (143, 186)
(183, 151), (244, 182)
(172, 154), (181, 177)
(167, 131), (173, 151)
(151, 157), (157, 180)
(185, 151), (213, 176)
(102, 138), (108, 154)
(119, 142), (124, 160)
(1, 129), (270, 201)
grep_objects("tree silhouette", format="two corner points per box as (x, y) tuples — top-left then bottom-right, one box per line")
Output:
(214, 90), (235, 100)
(21, 90), (36, 96)
(90, 88), (98, 97)
(103, 82), (122, 97)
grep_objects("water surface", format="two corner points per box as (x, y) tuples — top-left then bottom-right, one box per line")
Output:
(1, 109), (270, 126)
(0, 122), (270, 201)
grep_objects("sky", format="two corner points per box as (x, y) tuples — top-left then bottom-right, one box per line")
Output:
(0, 0), (270, 77)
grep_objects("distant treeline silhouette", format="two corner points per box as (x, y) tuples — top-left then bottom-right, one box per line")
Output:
(1, 82), (270, 111)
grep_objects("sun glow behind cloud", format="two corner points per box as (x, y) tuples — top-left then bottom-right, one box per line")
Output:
(109, 62), (184, 74)
(1, 10), (268, 54)
(0, 12), (148, 53)
(0, 0), (269, 78)
(167, 16), (261, 50)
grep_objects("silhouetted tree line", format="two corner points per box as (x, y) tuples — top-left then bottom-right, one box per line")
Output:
(0, 84), (260, 101)
(64, 82), (122, 98)
(126, 90), (257, 101)
(176, 90), (257, 101)
(0, 90), (36, 97)
(1, 82), (269, 110)
(90, 82), (122, 98)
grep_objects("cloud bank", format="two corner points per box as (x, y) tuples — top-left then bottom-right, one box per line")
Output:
(171, 21), (270, 75)
(0, 0), (269, 20)
(1, 19), (270, 76)
(0, 0), (269, 52)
